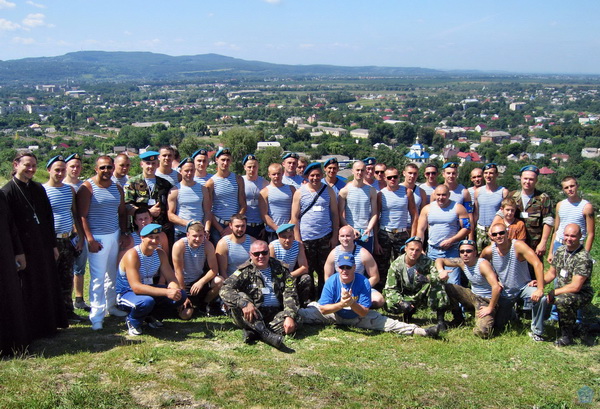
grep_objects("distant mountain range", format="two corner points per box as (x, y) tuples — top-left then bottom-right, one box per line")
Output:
(0, 51), (453, 84)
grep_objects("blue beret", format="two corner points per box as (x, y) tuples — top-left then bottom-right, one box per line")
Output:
(46, 155), (65, 169)
(243, 154), (257, 165)
(140, 151), (160, 161)
(520, 165), (539, 175)
(282, 152), (300, 160)
(483, 163), (497, 171)
(276, 223), (295, 234)
(177, 157), (192, 168)
(304, 162), (322, 176)
(215, 147), (231, 158)
(65, 153), (81, 163)
(337, 252), (355, 268)
(442, 162), (459, 169)
(362, 157), (376, 166)
(324, 157), (338, 167)
(191, 149), (208, 159)
(186, 220), (203, 232)
(140, 223), (162, 237)
(459, 239), (477, 249)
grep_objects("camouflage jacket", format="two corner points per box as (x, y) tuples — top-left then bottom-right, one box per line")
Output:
(123, 174), (172, 226)
(220, 258), (299, 321)
(508, 189), (553, 248)
(552, 245), (594, 299)
(384, 254), (434, 306)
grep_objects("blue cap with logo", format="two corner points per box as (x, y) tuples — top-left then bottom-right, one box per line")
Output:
(337, 252), (355, 268)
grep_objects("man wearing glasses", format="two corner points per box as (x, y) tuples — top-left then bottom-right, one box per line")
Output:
(220, 240), (299, 349)
(480, 223), (548, 341)
(435, 240), (502, 338)
(77, 156), (131, 330)
(372, 163), (388, 191)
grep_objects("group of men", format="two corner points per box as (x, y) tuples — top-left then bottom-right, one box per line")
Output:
(0, 145), (595, 354)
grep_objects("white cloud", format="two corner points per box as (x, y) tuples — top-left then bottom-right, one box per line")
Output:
(0, 18), (20, 31)
(214, 41), (240, 50)
(13, 36), (34, 44)
(0, 0), (16, 9)
(263, 0), (282, 4)
(123, 30), (132, 36)
(299, 43), (315, 49)
(22, 13), (47, 28)
(26, 1), (46, 8)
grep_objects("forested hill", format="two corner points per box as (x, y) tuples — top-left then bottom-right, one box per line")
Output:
(0, 51), (444, 84)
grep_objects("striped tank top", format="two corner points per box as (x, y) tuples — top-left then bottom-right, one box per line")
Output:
(225, 235), (252, 276)
(427, 201), (459, 248)
(88, 179), (120, 235)
(345, 184), (372, 231)
(175, 182), (205, 234)
(299, 184), (332, 241)
(265, 184), (293, 232)
(419, 183), (436, 203)
(65, 179), (84, 192)
(380, 185), (409, 230)
(156, 169), (179, 186)
(182, 237), (207, 286)
(491, 240), (531, 299)
(282, 174), (304, 189)
(462, 258), (492, 298)
(212, 172), (239, 221)
(272, 239), (300, 269)
(243, 175), (265, 224)
(476, 186), (505, 227)
(116, 245), (161, 294)
(334, 244), (365, 275)
(43, 184), (74, 234)
(556, 198), (589, 240)
(261, 267), (280, 307)
(322, 176), (347, 196)
(193, 173), (213, 186)
(111, 175), (128, 187)
(449, 184), (468, 205)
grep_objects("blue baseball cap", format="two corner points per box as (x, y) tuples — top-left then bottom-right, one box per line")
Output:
(337, 252), (355, 268)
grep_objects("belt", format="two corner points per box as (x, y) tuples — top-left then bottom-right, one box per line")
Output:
(381, 227), (407, 234)
(247, 222), (264, 228)
(215, 216), (230, 225)
(56, 232), (72, 239)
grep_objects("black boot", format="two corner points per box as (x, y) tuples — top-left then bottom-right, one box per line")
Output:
(423, 323), (445, 338)
(399, 301), (416, 323)
(254, 321), (284, 349)
(449, 308), (465, 328)
(555, 322), (574, 347)
(243, 328), (260, 344)
(436, 310), (448, 331)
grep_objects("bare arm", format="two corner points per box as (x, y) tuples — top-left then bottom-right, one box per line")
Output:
(584, 203), (595, 252)
(547, 202), (560, 263)
(337, 187), (348, 227)
(290, 189), (302, 242)
(515, 240), (544, 301)
(167, 187), (188, 228)
(416, 204), (429, 240)
(172, 239), (187, 288)
(478, 259), (501, 315)
(291, 242), (309, 278)
(237, 174), (247, 215)
(362, 249), (380, 287)
(215, 238), (229, 279)
(407, 189), (418, 237)
(202, 185), (212, 233)
(323, 249), (336, 281)
(364, 187), (379, 236)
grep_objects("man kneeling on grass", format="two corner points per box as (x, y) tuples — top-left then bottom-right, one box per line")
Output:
(116, 224), (187, 336)
(299, 252), (443, 338)
(220, 240), (299, 349)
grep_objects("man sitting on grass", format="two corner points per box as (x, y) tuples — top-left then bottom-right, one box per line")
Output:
(116, 224), (187, 336)
(299, 252), (443, 338)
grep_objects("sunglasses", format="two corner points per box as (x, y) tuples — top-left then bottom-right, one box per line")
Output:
(459, 249), (474, 254)
(339, 265), (353, 270)
(386, 175), (399, 180)
(98, 165), (114, 170)
(251, 250), (269, 257)
(491, 231), (507, 237)
(425, 172), (437, 176)
(375, 170), (385, 174)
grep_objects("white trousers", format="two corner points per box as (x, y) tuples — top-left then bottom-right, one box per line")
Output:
(299, 302), (419, 335)
(87, 229), (120, 325)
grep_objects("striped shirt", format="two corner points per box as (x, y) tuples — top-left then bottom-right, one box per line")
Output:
(88, 179), (120, 235)
(282, 174), (304, 189)
(43, 184), (74, 235)
(64, 179), (84, 192)
(175, 182), (205, 234)
(156, 169), (180, 186)
(182, 237), (207, 286)
(212, 172), (239, 221)
(419, 183), (436, 203)
(272, 239), (300, 269)
(111, 175), (129, 187)
(265, 184), (293, 233)
(225, 235), (252, 276)
(116, 245), (161, 294)
(449, 184), (469, 205)
(261, 267), (280, 307)
(322, 176), (347, 196)
(491, 240), (531, 299)
(344, 184), (372, 231)
(299, 184), (332, 241)
(556, 198), (589, 241)
(476, 185), (505, 227)
(462, 258), (492, 298)
(380, 185), (409, 231)
(193, 173), (213, 186)
(427, 201), (460, 248)
(243, 175), (265, 224)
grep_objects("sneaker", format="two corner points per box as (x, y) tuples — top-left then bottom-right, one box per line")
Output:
(528, 331), (545, 342)
(91, 322), (103, 331)
(126, 319), (143, 336)
(67, 311), (86, 323)
(145, 316), (163, 329)
(73, 300), (91, 312)
(108, 307), (128, 317)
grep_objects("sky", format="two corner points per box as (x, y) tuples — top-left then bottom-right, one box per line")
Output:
(1, 0), (599, 74)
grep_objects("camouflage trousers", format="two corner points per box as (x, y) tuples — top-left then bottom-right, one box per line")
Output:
(56, 237), (75, 314)
(555, 292), (592, 329)
(375, 230), (409, 291)
(230, 306), (289, 335)
(303, 232), (332, 299)
(445, 284), (496, 338)
(295, 274), (315, 308)
(388, 277), (450, 315)
(476, 225), (491, 251)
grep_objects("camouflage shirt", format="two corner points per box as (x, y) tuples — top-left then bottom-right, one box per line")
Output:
(123, 174), (172, 226)
(220, 258), (299, 321)
(508, 189), (553, 249)
(552, 245), (594, 299)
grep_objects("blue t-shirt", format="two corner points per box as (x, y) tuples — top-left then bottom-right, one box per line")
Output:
(318, 273), (371, 319)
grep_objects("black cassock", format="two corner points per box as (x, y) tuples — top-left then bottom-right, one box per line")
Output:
(0, 190), (30, 355)
(1, 178), (68, 341)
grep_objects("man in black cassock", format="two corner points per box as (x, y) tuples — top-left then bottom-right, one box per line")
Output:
(1, 152), (68, 341)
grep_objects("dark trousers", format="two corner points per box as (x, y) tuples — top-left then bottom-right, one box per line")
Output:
(303, 232), (332, 299)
